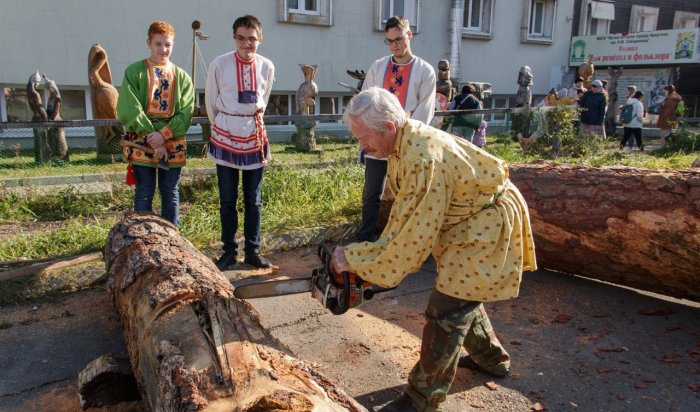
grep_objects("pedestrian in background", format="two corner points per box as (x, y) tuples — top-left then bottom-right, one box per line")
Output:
(578, 79), (607, 138)
(620, 90), (645, 151)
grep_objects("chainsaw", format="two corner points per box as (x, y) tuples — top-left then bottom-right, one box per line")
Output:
(233, 243), (394, 315)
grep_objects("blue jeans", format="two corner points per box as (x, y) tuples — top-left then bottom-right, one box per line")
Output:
(132, 165), (182, 225)
(357, 157), (387, 242)
(217, 164), (264, 254)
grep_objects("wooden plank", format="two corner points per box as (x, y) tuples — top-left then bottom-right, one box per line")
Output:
(0, 252), (103, 282)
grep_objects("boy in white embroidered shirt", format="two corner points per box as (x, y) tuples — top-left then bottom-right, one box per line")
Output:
(205, 15), (275, 270)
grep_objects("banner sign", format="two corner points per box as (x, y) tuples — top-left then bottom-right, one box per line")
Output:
(570, 28), (700, 66)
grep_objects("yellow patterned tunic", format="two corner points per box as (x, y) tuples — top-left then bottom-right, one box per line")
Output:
(117, 60), (194, 168)
(344, 119), (537, 302)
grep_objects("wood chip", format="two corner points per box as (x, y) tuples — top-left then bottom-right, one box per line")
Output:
(595, 367), (614, 373)
(660, 356), (681, 364)
(591, 313), (611, 318)
(634, 383), (648, 389)
(485, 381), (498, 391)
(510, 340), (522, 345)
(598, 347), (628, 353)
(616, 395), (625, 400)
(554, 314), (571, 323)
(638, 307), (675, 316)
(641, 378), (656, 383)
(688, 384), (700, 392)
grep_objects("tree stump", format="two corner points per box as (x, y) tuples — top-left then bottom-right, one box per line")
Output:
(378, 163), (700, 301)
(105, 212), (365, 411)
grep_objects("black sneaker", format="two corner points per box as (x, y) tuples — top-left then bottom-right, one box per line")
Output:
(244, 251), (272, 269)
(457, 354), (509, 377)
(215, 252), (238, 271)
(373, 394), (417, 412)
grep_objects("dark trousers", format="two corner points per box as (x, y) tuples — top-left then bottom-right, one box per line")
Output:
(216, 164), (264, 255)
(132, 165), (182, 225)
(621, 127), (643, 149)
(357, 157), (387, 242)
(406, 290), (509, 411)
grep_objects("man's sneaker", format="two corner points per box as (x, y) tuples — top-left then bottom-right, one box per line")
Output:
(215, 252), (238, 271)
(244, 251), (272, 269)
(373, 394), (418, 412)
(457, 354), (509, 378)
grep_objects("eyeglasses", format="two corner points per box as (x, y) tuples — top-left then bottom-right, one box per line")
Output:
(235, 36), (259, 44)
(384, 35), (406, 46)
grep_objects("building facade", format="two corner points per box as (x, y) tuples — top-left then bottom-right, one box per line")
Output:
(1, 0), (576, 127)
(570, 0), (700, 117)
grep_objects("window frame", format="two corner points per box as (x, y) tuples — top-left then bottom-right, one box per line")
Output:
(462, 0), (495, 39)
(288, 0), (320, 16)
(465, 0), (483, 31)
(278, 0), (332, 27)
(530, 0), (546, 36)
(583, 0), (614, 35)
(373, 0), (421, 33)
(629, 5), (659, 33)
(673, 11), (700, 29)
(522, 0), (557, 44)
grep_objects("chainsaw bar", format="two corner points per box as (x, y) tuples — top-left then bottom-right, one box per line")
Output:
(233, 278), (313, 299)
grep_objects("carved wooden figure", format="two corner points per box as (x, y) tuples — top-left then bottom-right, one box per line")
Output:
(43, 74), (69, 161)
(577, 61), (595, 89)
(293, 64), (320, 151)
(26, 71), (52, 163)
(88, 43), (123, 158)
(605, 67), (623, 136)
(436, 59), (454, 102)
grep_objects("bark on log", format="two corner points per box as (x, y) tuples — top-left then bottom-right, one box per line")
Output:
(105, 212), (365, 412)
(379, 163), (700, 301)
(508, 164), (700, 301)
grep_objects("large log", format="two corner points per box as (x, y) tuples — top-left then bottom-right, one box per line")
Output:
(378, 163), (700, 301)
(509, 164), (700, 301)
(105, 212), (365, 411)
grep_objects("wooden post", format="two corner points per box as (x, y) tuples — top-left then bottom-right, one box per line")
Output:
(105, 212), (365, 411)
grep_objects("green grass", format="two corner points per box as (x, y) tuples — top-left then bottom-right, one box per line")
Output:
(483, 135), (699, 169)
(0, 218), (113, 261)
(0, 163), (364, 261)
(0, 141), (358, 178)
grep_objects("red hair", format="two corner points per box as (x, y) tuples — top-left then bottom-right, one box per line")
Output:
(148, 21), (175, 40)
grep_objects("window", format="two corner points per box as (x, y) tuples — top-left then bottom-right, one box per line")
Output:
(4, 88), (32, 122)
(483, 95), (516, 124)
(462, 0), (494, 38)
(60, 90), (87, 120)
(585, 1), (614, 35)
(2, 87), (86, 122)
(278, 0), (332, 27)
(373, 0), (420, 33)
(673, 11), (700, 29)
(530, 0), (545, 36)
(629, 5), (658, 33)
(523, 0), (557, 44)
(465, 0), (483, 31)
(288, 0), (319, 15)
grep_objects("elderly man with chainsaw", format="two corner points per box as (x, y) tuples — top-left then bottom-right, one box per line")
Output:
(332, 87), (537, 412)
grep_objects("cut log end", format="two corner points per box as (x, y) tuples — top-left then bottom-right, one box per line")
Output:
(78, 354), (141, 409)
(105, 212), (366, 411)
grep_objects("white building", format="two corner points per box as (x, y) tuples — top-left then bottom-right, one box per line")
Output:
(1, 0), (575, 126)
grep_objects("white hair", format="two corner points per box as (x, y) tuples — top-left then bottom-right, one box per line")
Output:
(342, 87), (408, 132)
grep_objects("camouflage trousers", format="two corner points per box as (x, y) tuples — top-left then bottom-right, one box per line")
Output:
(405, 290), (510, 411)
